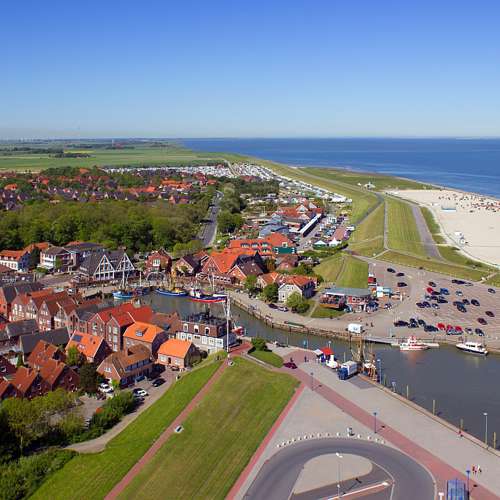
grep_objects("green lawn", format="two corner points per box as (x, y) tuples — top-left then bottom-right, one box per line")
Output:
(310, 304), (345, 319)
(420, 207), (446, 244)
(119, 358), (298, 500)
(378, 250), (489, 281)
(336, 255), (368, 288)
(386, 198), (426, 257)
(31, 361), (222, 500)
(349, 202), (385, 256)
(249, 348), (284, 368)
(485, 274), (500, 287)
(0, 144), (225, 171)
(314, 253), (345, 282)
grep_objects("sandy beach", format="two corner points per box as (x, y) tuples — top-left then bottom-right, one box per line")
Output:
(388, 189), (500, 267)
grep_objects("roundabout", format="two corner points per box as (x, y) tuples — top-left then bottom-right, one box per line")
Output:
(244, 438), (435, 500)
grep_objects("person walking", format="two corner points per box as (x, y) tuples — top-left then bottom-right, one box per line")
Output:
(472, 465), (476, 475)
(478, 465), (482, 474)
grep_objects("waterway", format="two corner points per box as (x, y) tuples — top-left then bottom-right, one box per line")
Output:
(143, 293), (500, 448)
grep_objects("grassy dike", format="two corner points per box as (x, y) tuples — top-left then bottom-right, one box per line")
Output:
(118, 358), (298, 500)
(31, 361), (222, 500)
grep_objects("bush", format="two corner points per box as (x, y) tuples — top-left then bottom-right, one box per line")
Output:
(0, 449), (75, 500)
(251, 337), (268, 352)
(88, 391), (135, 435)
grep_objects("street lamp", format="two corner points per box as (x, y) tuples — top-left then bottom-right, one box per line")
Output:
(310, 372), (314, 391)
(336, 452), (343, 498)
(466, 469), (470, 495)
(373, 411), (378, 434)
(484, 412), (488, 446)
(377, 358), (382, 384)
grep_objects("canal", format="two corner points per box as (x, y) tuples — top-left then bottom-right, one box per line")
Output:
(143, 293), (500, 448)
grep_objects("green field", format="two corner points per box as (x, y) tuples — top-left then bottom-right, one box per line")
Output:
(336, 255), (368, 288)
(119, 358), (298, 499)
(349, 202), (385, 256)
(485, 274), (500, 287)
(378, 250), (489, 281)
(32, 361), (222, 500)
(249, 348), (283, 368)
(386, 198), (426, 257)
(310, 304), (345, 318)
(420, 207), (446, 244)
(314, 253), (345, 282)
(0, 144), (226, 171)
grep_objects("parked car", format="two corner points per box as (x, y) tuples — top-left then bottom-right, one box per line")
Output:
(455, 290), (463, 297)
(424, 325), (438, 332)
(396, 272), (405, 277)
(417, 319), (426, 326)
(394, 320), (409, 327)
(487, 288), (496, 294)
(431, 303), (440, 309)
(475, 328), (485, 336)
(99, 383), (114, 394)
(152, 378), (165, 387)
(478, 317), (487, 325)
(387, 267), (396, 273)
(416, 302), (425, 309)
(464, 282), (473, 287)
(452, 279), (466, 285)
(439, 288), (450, 295)
(462, 298), (470, 305)
(409, 318), (418, 328)
(485, 311), (494, 317)
(132, 388), (148, 397)
(471, 299), (480, 306)
(457, 304), (467, 313)
(437, 297), (448, 304)
(268, 303), (278, 309)
(428, 281), (437, 287)
(284, 361), (297, 369)
(422, 301), (431, 308)
(278, 306), (289, 312)
(397, 282), (407, 287)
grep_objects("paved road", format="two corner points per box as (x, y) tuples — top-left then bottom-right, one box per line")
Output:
(411, 203), (443, 260)
(245, 438), (435, 500)
(199, 191), (223, 247)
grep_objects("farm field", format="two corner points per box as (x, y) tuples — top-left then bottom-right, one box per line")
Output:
(0, 143), (225, 171)
(119, 357), (298, 500)
(349, 202), (385, 256)
(31, 361), (222, 500)
(386, 198), (426, 257)
(335, 255), (368, 288)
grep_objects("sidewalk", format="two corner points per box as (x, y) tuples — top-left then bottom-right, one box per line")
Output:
(286, 351), (500, 499)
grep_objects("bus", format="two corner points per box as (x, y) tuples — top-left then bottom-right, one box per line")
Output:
(446, 478), (467, 500)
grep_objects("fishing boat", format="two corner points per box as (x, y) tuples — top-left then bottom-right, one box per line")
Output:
(233, 325), (245, 336)
(399, 336), (429, 351)
(188, 288), (227, 303)
(112, 289), (133, 300)
(156, 287), (188, 297)
(456, 341), (488, 355)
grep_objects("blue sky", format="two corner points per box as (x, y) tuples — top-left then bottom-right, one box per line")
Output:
(1, 0), (500, 138)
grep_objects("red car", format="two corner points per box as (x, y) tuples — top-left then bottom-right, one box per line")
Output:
(478, 318), (487, 325)
(284, 361), (297, 369)
(454, 326), (463, 333)
(426, 287), (434, 294)
(437, 322), (446, 330)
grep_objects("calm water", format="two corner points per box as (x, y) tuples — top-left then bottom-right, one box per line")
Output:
(183, 138), (500, 198)
(143, 294), (500, 447)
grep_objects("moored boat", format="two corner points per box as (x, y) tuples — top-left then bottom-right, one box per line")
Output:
(400, 336), (429, 351)
(155, 287), (188, 297)
(456, 341), (488, 355)
(188, 288), (227, 303)
(112, 289), (133, 300)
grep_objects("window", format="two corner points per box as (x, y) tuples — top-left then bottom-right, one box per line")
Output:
(183, 323), (188, 332)
(205, 327), (210, 335)
(194, 325), (199, 334)
(105, 366), (111, 373)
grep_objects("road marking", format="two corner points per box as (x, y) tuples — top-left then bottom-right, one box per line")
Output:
(327, 480), (392, 499)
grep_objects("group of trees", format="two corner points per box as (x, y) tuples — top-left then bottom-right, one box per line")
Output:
(286, 291), (310, 313)
(0, 197), (210, 253)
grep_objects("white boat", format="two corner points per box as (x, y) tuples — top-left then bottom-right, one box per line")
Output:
(399, 336), (429, 351)
(456, 341), (488, 355)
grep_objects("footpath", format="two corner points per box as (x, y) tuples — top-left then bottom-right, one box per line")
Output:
(283, 349), (500, 499)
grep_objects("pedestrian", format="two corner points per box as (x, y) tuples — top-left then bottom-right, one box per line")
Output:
(478, 465), (482, 474)
(304, 355), (308, 363)
(472, 465), (476, 475)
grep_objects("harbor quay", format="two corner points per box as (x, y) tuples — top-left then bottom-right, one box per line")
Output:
(236, 347), (500, 500)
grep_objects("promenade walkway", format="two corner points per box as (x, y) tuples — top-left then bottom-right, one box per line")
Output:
(283, 350), (500, 499)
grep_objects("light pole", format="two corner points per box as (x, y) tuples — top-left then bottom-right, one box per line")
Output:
(377, 358), (382, 384)
(336, 452), (343, 498)
(373, 411), (378, 434)
(310, 372), (314, 391)
(484, 412), (488, 446)
(466, 469), (470, 495)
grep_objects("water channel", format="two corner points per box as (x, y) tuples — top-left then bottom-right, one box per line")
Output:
(143, 293), (500, 447)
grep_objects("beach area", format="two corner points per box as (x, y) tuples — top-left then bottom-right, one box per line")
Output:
(388, 188), (500, 267)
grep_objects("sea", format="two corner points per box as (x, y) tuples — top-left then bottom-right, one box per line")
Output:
(182, 138), (500, 198)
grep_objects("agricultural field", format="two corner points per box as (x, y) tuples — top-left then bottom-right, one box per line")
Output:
(335, 255), (369, 288)
(349, 202), (385, 256)
(31, 361), (222, 500)
(0, 142), (225, 171)
(386, 198), (426, 257)
(119, 358), (298, 500)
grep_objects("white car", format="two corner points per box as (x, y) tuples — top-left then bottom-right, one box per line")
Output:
(99, 383), (114, 394)
(133, 388), (148, 397)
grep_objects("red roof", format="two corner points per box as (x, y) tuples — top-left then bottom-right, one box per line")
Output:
(321, 347), (333, 356)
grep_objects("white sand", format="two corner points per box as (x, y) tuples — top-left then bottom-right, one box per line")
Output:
(388, 189), (500, 267)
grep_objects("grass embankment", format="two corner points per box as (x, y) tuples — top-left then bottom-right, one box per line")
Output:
(349, 202), (385, 256)
(386, 198), (426, 257)
(249, 348), (283, 368)
(0, 144), (225, 172)
(336, 255), (368, 288)
(264, 161), (379, 223)
(485, 274), (500, 287)
(119, 358), (298, 500)
(378, 251), (489, 282)
(31, 361), (222, 500)
(421, 207), (445, 244)
(314, 253), (345, 282)
(310, 305), (345, 319)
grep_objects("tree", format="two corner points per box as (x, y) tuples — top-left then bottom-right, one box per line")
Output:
(262, 283), (279, 303)
(66, 346), (83, 367)
(28, 247), (41, 270)
(217, 210), (243, 234)
(16, 354), (24, 368)
(251, 337), (267, 351)
(244, 275), (259, 294)
(79, 363), (99, 394)
(286, 292), (310, 313)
